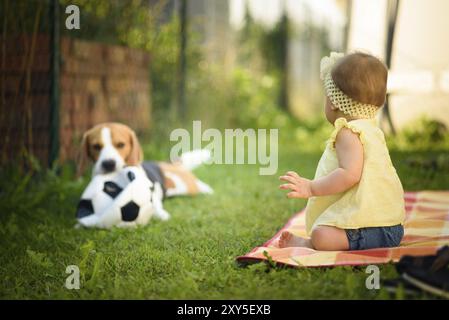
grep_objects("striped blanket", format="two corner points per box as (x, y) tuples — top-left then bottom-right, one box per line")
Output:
(237, 191), (449, 268)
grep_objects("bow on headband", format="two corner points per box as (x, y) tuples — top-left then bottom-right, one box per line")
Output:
(319, 51), (380, 119)
(320, 52), (344, 80)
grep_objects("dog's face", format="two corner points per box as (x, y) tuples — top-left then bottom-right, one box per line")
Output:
(79, 123), (143, 176)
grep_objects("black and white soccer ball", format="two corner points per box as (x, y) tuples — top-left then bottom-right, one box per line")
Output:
(76, 166), (161, 228)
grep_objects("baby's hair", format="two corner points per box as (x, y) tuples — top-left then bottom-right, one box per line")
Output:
(331, 52), (388, 107)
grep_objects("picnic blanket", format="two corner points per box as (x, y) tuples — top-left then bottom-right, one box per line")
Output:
(237, 191), (449, 268)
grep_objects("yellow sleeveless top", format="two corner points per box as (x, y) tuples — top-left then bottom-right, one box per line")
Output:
(305, 117), (405, 235)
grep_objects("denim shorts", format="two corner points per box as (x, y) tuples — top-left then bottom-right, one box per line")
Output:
(345, 224), (404, 250)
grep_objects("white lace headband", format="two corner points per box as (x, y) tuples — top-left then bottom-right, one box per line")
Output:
(320, 52), (380, 119)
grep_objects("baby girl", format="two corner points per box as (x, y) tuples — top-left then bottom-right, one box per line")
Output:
(278, 52), (405, 251)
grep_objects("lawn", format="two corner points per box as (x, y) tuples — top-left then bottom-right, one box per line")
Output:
(0, 139), (448, 299)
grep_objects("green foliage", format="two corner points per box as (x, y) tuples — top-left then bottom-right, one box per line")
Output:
(1, 0), (446, 300)
(259, 14), (289, 73)
(0, 0), (49, 34)
(0, 136), (446, 299)
(291, 118), (333, 153)
(237, 5), (265, 69)
(59, 0), (182, 113)
(55, 0), (330, 137)
(226, 68), (287, 129)
(387, 117), (449, 151)
(283, 115), (449, 154)
(59, 0), (162, 45)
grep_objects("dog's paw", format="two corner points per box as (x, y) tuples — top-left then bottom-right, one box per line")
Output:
(196, 180), (214, 194)
(155, 209), (171, 221)
(78, 214), (101, 228)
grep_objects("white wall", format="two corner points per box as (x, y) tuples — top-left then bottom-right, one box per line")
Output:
(389, 0), (449, 129)
(348, 0), (449, 129)
(347, 0), (388, 59)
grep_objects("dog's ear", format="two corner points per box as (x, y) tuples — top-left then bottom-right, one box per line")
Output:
(76, 131), (91, 177)
(127, 129), (143, 166)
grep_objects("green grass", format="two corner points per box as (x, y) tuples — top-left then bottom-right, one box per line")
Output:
(0, 143), (448, 299)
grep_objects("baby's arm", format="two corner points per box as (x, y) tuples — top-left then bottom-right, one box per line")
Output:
(311, 128), (363, 196)
(280, 128), (363, 198)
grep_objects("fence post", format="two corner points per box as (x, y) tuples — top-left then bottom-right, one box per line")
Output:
(384, 0), (400, 135)
(177, 0), (187, 120)
(49, 0), (60, 167)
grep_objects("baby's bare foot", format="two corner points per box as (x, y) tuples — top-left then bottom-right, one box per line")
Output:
(278, 231), (311, 248)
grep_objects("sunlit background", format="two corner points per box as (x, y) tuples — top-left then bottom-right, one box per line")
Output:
(1, 0), (448, 168)
(1, 0), (449, 300)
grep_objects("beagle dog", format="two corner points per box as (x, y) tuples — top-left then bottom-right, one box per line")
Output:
(79, 123), (143, 176)
(79, 122), (212, 207)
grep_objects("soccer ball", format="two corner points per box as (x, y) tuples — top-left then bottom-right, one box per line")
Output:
(76, 166), (159, 228)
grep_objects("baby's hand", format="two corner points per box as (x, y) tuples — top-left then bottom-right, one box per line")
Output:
(279, 171), (313, 199)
